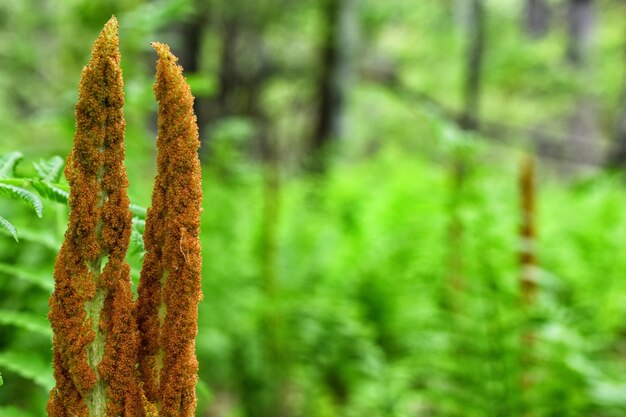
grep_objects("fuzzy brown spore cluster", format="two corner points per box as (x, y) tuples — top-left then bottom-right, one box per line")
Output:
(136, 42), (203, 417)
(47, 17), (143, 417)
(48, 19), (203, 417)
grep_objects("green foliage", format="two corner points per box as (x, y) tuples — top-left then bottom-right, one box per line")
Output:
(0, 184), (43, 219)
(0, 406), (35, 417)
(192, 137), (626, 417)
(32, 156), (64, 183)
(0, 310), (52, 337)
(0, 153), (24, 179)
(30, 156), (69, 205)
(0, 351), (54, 391)
(0, 151), (146, 253)
(0, 216), (17, 242)
(0, 262), (53, 292)
(0, 153), (66, 240)
(5, 135), (626, 416)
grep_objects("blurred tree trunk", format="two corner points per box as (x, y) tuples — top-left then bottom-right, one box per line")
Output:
(206, 9), (275, 162)
(604, 10), (626, 167)
(523, 0), (550, 178)
(523, 0), (551, 39)
(171, 7), (210, 154)
(565, 0), (601, 166)
(460, 0), (485, 130)
(175, 18), (203, 80)
(606, 90), (626, 168)
(310, 0), (357, 171)
(566, 0), (595, 66)
(215, 16), (240, 118)
(451, 0), (470, 26)
(445, 0), (485, 313)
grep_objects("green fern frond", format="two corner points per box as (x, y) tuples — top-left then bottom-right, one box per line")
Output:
(130, 217), (145, 256)
(0, 350), (54, 390)
(0, 152), (147, 246)
(133, 217), (145, 229)
(197, 378), (213, 403)
(0, 183), (43, 218)
(130, 203), (147, 219)
(129, 227), (145, 256)
(9, 227), (60, 250)
(0, 215), (18, 241)
(0, 152), (23, 179)
(30, 181), (69, 205)
(0, 310), (52, 337)
(0, 406), (35, 417)
(33, 156), (64, 183)
(0, 263), (53, 291)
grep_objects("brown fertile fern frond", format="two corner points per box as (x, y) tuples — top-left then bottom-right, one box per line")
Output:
(47, 17), (143, 417)
(136, 42), (203, 417)
(520, 154), (537, 306)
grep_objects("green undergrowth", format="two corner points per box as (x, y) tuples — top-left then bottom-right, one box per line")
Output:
(3, 142), (626, 416)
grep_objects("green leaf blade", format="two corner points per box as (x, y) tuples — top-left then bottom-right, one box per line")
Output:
(0, 310), (52, 337)
(0, 350), (54, 390)
(31, 181), (69, 205)
(0, 263), (53, 292)
(33, 156), (64, 183)
(0, 183), (43, 217)
(130, 203), (147, 219)
(129, 227), (145, 256)
(0, 215), (18, 241)
(0, 406), (36, 417)
(0, 152), (23, 179)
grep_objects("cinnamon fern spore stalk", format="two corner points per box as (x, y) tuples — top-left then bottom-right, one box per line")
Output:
(47, 17), (143, 417)
(137, 42), (203, 417)
(520, 154), (537, 307)
(519, 153), (538, 415)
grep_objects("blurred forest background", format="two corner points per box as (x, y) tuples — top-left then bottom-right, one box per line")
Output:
(1, 0), (626, 416)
